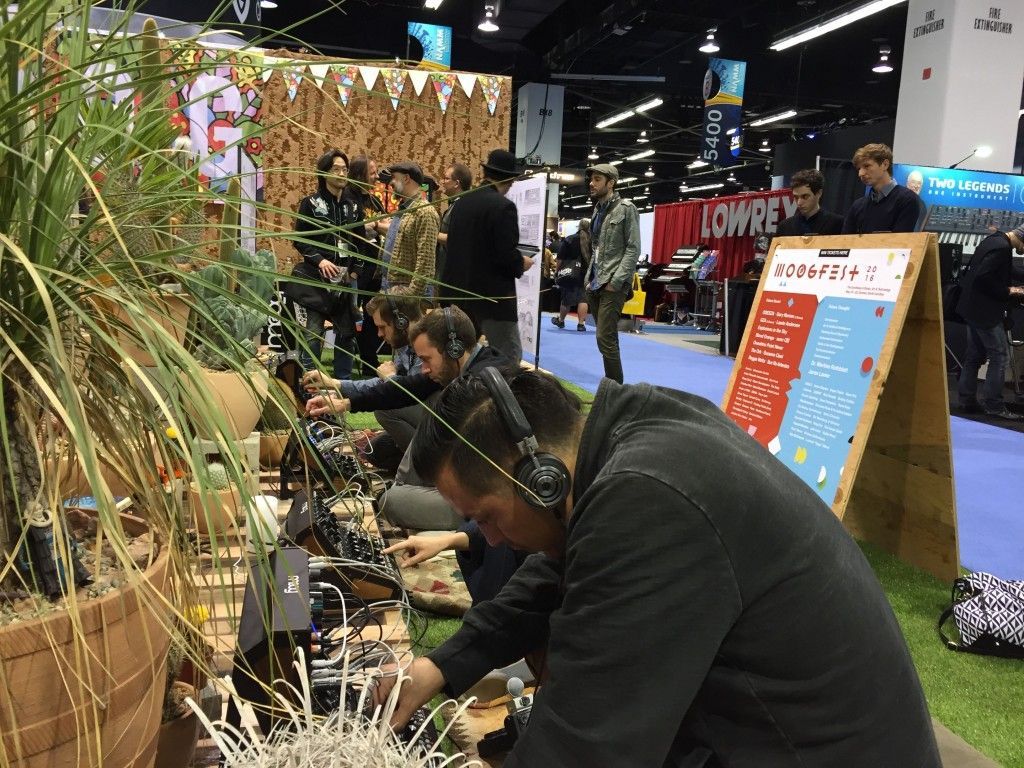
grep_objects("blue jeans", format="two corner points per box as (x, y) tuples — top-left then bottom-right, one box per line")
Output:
(295, 305), (354, 381)
(958, 322), (1009, 412)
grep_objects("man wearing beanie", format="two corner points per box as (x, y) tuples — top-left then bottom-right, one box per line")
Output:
(955, 225), (1024, 419)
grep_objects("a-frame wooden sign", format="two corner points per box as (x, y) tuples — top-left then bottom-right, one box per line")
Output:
(722, 233), (958, 581)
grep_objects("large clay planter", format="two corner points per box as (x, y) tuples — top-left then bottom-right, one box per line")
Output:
(97, 293), (192, 368)
(0, 514), (171, 768)
(153, 683), (200, 768)
(259, 430), (290, 469)
(182, 367), (269, 441)
(188, 483), (243, 536)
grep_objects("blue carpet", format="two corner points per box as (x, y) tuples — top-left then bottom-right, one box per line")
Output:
(527, 313), (1024, 580)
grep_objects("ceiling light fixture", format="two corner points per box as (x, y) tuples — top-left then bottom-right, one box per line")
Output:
(571, 203), (591, 209)
(770, 0), (907, 51)
(759, 139), (771, 152)
(688, 159), (710, 169)
(259, 0), (278, 7)
(749, 109), (797, 126)
(588, 147), (600, 160)
(595, 97), (663, 129)
(637, 130), (649, 144)
(423, 0), (444, 8)
(975, 145), (993, 158)
(626, 149), (656, 161)
(699, 27), (720, 54)
(478, 4), (499, 32)
(635, 97), (664, 112)
(619, 176), (638, 184)
(726, 172), (737, 182)
(684, 182), (726, 192)
(610, 159), (624, 166)
(644, 166), (655, 177)
(872, 44), (893, 73)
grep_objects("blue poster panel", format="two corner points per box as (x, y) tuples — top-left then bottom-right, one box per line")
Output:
(701, 58), (745, 167)
(408, 22), (453, 70)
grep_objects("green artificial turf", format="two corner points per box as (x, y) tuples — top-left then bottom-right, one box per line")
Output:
(861, 542), (1023, 767)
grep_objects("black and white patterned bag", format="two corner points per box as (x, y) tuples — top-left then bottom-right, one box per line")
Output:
(938, 572), (1024, 659)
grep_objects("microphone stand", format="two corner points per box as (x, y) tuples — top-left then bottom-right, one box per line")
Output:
(948, 149), (977, 169)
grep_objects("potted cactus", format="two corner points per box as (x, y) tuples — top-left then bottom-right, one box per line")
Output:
(188, 460), (243, 536)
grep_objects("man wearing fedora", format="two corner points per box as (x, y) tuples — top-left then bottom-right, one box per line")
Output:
(586, 162), (640, 383)
(442, 148), (534, 364)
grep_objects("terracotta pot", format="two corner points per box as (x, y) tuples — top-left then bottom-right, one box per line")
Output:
(0, 514), (172, 768)
(259, 431), (290, 469)
(153, 685), (200, 768)
(188, 483), (243, 536)
(96, 293), (192, 368)
(182, 367), (269, 441)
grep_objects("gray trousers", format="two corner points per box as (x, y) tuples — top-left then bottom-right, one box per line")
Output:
(377, 392), (464, 531)
(374, 404), (423, 452)
(586, 288), (628, 383)
(479, 318), (522, 365)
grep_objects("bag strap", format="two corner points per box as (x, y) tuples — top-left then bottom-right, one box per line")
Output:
(937, 606), (963, 651)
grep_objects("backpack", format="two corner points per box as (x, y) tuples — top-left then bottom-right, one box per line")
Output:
(938, 572), (1024, 658)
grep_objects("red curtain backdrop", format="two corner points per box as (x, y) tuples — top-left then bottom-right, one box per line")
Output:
(651, 190), (794, 280)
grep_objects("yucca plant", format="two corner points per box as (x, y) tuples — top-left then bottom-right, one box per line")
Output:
(0, 1), (289, 764)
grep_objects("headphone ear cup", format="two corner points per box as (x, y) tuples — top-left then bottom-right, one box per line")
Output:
(445, 335), (465, 359)
(393, 312), (409, 332)
(514, 453), (571, 509)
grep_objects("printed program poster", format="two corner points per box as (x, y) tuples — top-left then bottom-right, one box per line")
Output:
(506, 173), (546, 361)
(724, 247), (910, 504)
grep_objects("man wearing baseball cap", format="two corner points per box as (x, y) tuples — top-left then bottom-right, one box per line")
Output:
(955, 225), (1024, 419)
(584, 162), (640, 383)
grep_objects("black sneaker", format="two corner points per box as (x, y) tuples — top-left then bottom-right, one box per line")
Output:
(551, 317), (565, 329)
(985, 409), (1023, 421)
(577, 323), (586, 332)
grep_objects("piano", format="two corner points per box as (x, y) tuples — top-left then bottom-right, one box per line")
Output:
(922, 204), (1022, 255)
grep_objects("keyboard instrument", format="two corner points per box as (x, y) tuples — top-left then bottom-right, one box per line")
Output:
(651, 246), (700, 283)
(922, 205), (1023, 255)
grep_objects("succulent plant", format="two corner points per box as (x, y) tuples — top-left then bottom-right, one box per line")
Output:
(204, 461), (231, 491)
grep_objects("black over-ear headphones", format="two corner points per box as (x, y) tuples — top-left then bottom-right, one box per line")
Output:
(386, 294), (409, 332)
(442, 306), (466, 360)
(479, 367), (571, 510)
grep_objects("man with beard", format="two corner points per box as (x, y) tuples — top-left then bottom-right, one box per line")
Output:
(305, 305), (512, 530)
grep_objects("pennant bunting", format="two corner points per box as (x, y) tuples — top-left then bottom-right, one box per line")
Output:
(358, 65), (380, 93)
(261, 55), (280, 85)
(431, 72), (457, 114)
(380, 68), (406, 110)
(477, 75), (502, 116)
(456, 72), (477, 99)
(408, 70), (430, 97)
(307, 63), (330, 91)
(330, 64), (358, 106)
(284, 66), (304, 102)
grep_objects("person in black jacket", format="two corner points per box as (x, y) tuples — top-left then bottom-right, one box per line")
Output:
(304, 305), (515, 531)
(842, 143), (925, 234)
(776, 169), (843, 237)
(442, 149), (534, 364)
(955, 226), (1024, 419)
(348, 155), (387, 375)
(551, 219), (591, 331)
(374, 370), (942, 768)
(293, 149), (363, 380)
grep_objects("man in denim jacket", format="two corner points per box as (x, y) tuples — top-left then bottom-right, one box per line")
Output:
(584, 163), (640, 383)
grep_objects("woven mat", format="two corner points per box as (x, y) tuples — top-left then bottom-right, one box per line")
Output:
(401, 551), (472, 617)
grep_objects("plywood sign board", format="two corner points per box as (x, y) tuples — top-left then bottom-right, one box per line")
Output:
(722, 233), (958, 580)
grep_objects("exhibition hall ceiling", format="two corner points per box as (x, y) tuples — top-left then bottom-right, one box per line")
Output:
(218, 0), (913, 201)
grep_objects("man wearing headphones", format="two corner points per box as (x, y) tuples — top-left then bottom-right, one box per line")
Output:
(305, 305), (514, 531)
(374, 371), (941, 767)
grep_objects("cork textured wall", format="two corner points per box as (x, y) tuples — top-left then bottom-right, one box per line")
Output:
(258, 52), (512, 271)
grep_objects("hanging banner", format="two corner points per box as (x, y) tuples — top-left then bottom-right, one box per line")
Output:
(260, 54), (279, 86)
(456, 72), (477, 99)
(408, 69), (430, 96)
(359, 65), (380, 93)
(701, 57), (746, 168)
(477, 74), (501, 115)
(506, 173), (548, 363)
(380, 68), (406, 110)
(432, 72), (457, 113)
(283, 66), (304, 101)
(723, 246), (908, 504)
(407, 22), (453, 70)
(331, 63), (358, 106)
